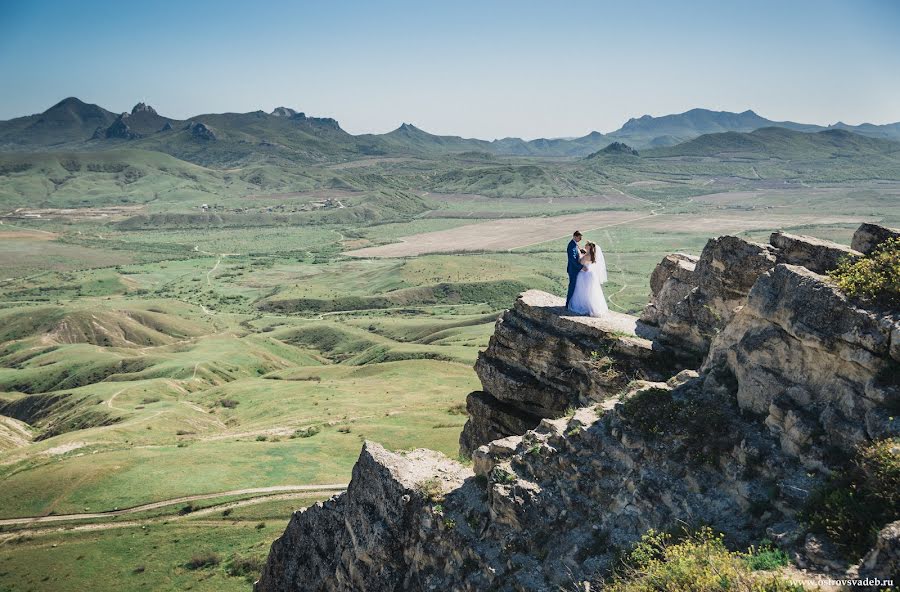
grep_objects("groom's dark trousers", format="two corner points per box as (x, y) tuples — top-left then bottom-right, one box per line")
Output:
(565, 239), (581, 308)
(566, 271), (579, 308)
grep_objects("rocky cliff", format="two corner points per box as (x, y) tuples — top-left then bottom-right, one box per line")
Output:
(256, 224), (899, 591)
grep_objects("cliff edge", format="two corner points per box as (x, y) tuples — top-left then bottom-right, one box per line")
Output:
(256, 225), (899, 591)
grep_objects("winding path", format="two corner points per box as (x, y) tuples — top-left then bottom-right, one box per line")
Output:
(0, 484), (348, 527)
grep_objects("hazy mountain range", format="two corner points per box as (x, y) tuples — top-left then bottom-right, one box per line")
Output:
(1, 97), (900, 167)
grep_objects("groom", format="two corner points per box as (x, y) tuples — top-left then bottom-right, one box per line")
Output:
(566, 230), (585, 308)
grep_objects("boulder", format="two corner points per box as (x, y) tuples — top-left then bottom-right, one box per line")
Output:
(769, 231), (861, 274)
(851, 223), (900, 255)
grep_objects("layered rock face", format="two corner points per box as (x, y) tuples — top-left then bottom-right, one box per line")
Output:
(257, 224), (899, 592)
(459, 290), (680, 455)
(641, 230), (868, 364)
(704, 263), (898, 466)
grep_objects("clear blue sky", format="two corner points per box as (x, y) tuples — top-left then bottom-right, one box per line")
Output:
(1, 0), (898, 139)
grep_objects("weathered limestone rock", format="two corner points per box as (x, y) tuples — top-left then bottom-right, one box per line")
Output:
(858, 520), (900, 581)
(459, 289), (679, 455)
(852, 222), (900, 255)
(258, 229), (900, 592)
(704, 264), (899, 468)
(640, 252), (698, 326)
(769, 231), (861, 274)
(641, 236), (778, 364)
(255, 442), (474, 592)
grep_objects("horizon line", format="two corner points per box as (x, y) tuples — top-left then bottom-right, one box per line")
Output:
(5, 95), (900, 142)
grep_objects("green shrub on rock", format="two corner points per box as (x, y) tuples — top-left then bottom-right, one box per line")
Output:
(829, 237), (900, 307)
(802, 437), (900, 559)
(604, 528), (801, 592)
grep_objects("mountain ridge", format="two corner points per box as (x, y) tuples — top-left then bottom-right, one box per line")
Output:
(2, 99), (900, 164)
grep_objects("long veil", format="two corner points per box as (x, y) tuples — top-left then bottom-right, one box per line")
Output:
(594, 245), (608, 283)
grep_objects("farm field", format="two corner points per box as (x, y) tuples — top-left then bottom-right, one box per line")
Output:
(345, 210), (653, 257)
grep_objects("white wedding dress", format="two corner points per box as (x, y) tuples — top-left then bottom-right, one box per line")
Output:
(568, 250), (609, 317)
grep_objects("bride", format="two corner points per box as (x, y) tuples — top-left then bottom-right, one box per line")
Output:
(567, 241), (609, 317)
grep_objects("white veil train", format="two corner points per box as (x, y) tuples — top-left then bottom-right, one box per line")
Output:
(594, 244), (608, 284)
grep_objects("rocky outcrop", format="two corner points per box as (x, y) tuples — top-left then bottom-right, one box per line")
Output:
(255, 442), (474, 591)
(641, 235), (777, 363)
(770, 231), (861, 274)
(703, 263), (899, 468)
(186, 121), (216, 140)
(639, 252), (698, 327)
(131, 102), (157, 115)
(257, 224), (900, 592)
(641, 230), (871, 364)
(587, 141), (639, 157)
(852, 223), (900, 255)
(103, 103), (174, 138)
(459, 290), (680, 455)
(271, 107), (298, 117)
(105, 114), (140, 139)
(460, 391), (541, 453)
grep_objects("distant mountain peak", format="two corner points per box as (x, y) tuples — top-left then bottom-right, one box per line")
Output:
(132, 102), (157, 115)
(48, 97), (90, 111)
(602, 141), (638, 155)
(586, 141), (639, 159)
(43, 97), (107, 117)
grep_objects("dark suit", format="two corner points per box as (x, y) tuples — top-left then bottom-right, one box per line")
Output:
(566, 239), (582, 307)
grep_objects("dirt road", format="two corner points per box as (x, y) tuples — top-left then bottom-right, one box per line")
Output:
(0, 484), (348, 526)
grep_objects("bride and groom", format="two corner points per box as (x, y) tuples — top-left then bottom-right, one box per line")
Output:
(565, 230), (608, 317)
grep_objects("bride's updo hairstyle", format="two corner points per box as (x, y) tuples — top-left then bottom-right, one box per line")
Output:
(586, 242), (597, 263)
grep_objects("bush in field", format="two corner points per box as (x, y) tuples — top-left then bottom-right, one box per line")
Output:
(227, 554), (265, 581)
(291, 426), (320, 438)
(185, 552), (221, 570)
(829, 237), (900, 307)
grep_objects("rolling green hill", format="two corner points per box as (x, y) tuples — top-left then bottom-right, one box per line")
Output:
(0, 149), (243, 208)
(0, 97), (116, 149)
(648, 126), (900, 160)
